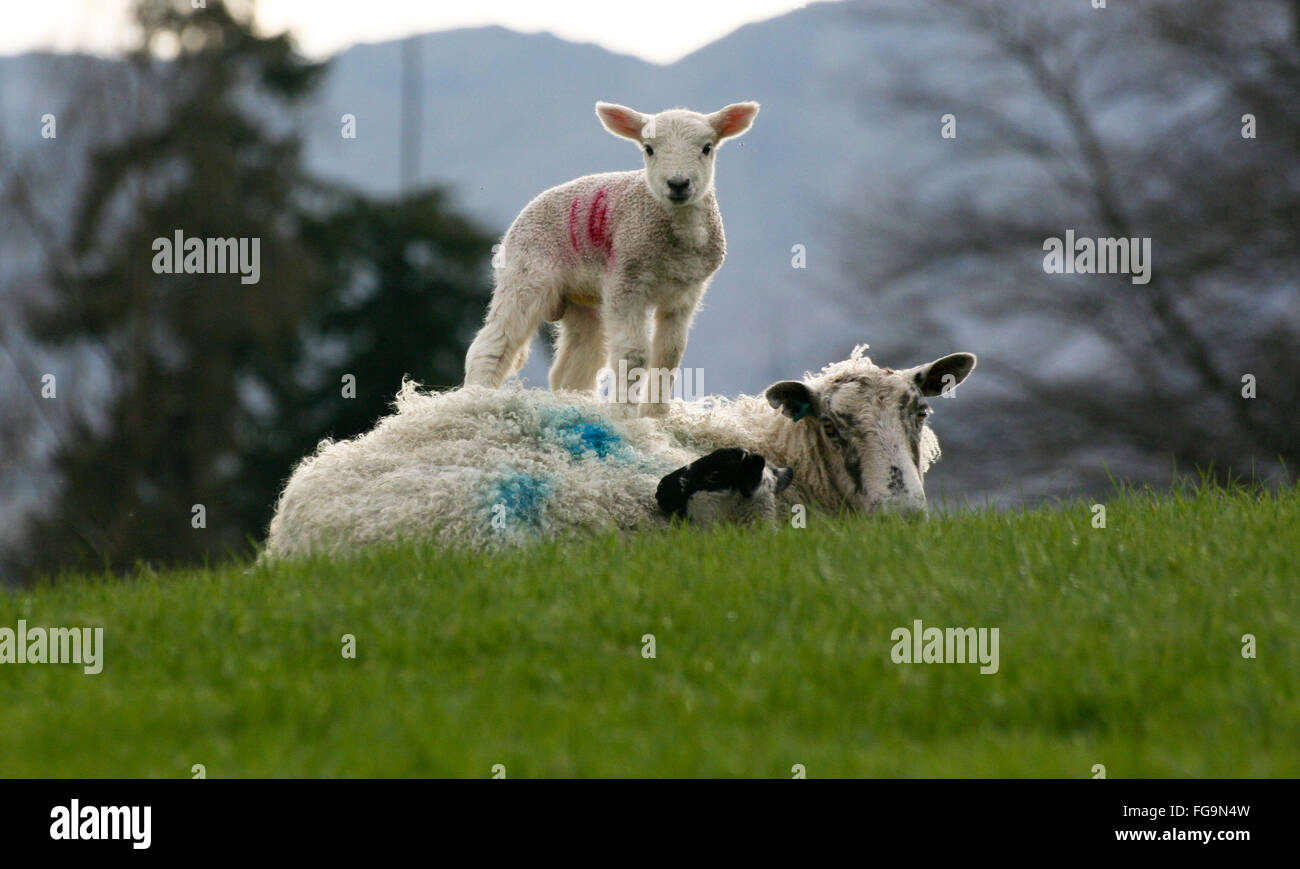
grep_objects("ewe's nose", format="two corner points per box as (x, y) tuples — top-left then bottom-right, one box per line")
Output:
(879, 492), (927, 517)
(666, 176), (691, 200)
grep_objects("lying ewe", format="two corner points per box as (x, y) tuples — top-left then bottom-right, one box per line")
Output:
(263, 387), (791, 560)
(263, 346), (974, 559)
(463, 100), (760, 415)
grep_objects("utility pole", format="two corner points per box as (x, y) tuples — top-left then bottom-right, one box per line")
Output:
(399, 35), (422, 191)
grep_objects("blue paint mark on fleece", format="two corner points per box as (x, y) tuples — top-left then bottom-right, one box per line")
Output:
(538, 406), (626, 460)
(492, 473), (554, 527)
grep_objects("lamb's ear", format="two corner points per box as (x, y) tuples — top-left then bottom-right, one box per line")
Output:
(909, 353), (977, 397)
(709, 102), (760, 141)
(596, 102), (649, 141)
(738, 451), (767, 498)
(765, 380), (819, 422)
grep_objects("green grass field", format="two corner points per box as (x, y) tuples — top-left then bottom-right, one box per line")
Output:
(2, 483), (1296, 777)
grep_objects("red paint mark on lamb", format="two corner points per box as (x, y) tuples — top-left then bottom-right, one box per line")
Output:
(586, 188), (612, 256)
(567, 196), (582, 253)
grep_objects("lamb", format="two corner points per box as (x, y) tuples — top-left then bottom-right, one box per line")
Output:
(657, 447), (795, 526)
(263, 385), (792, 560)
(263, 346), (976, 560)
(462, 100), (760, 415)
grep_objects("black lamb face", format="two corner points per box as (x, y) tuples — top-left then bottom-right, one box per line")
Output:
(656, 448), (794, 526)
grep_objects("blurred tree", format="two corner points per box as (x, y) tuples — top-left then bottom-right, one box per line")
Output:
(840, 0), (1299, 495)
(236, 187), (494, 529)
(19, 0), (493, 578)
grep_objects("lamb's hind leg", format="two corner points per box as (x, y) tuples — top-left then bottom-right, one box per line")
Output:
(464, 271), (558, 388)
(549, 301), (606, 392)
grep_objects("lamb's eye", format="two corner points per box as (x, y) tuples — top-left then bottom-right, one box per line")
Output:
(917, 404), (931, 421)
(702, 142), (713, 155)
(644, 144), (654, 156)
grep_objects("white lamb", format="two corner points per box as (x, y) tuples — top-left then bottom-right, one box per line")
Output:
(462, 100), (760, 415)
(263, 346), (976, 560)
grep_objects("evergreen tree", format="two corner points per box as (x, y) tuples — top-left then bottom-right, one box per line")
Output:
(21, 0), (494, 577)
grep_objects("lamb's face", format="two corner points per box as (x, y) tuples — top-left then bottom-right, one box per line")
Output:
(656, 448), (794, 527)
(765, 352), (977, 515)
(595, 101), (760, 209)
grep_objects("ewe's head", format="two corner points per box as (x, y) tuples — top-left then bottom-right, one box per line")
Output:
(657, 447), (794, 527)
(596, 101), (759, 209)
(764, 347), (977, 516)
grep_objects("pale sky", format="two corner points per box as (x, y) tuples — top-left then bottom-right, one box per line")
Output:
(4, 0), (831, 65)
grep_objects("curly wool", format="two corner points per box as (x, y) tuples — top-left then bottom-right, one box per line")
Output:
(264, 383), (703, 559)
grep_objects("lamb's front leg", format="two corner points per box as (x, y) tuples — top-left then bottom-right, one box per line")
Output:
(644, 292), (701, 417)
(604, 291), (651, 413)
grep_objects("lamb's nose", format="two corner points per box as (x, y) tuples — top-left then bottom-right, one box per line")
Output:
(666, 177), (690, 197)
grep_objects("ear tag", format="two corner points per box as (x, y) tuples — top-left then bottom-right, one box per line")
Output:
(790, 401), (811, 422)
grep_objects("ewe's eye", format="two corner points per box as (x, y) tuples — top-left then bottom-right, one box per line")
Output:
(644, 144), (654, 156)
(702, 142), (713, 155)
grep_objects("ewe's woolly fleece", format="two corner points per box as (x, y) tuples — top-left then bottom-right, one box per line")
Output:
(264, 347), (944, 560)
(264, 382), (701, 559)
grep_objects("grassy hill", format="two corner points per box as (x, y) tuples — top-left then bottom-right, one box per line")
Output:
(2, 483), (1296, 777)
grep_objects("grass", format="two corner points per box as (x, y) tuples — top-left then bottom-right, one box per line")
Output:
(2, 483), (1297, 778)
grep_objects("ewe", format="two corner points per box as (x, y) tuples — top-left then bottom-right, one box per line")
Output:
(462, 101), (760, 415)
(264, 346), (976, 560)
(263, 385), (790, 560)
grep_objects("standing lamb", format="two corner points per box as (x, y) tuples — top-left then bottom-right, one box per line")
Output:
(462, 100), (760, 415)
(264, 345), (976, 559)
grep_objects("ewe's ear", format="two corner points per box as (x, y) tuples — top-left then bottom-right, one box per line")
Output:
(709, 102), (760, 141)
(909, 353), (977, 397)
(596, 102), (649, 141)
(765, 380), (819, 422)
